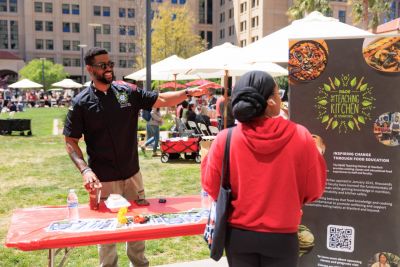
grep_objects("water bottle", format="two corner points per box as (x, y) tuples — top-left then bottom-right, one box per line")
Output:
(201, 188), (210, 209)
(67, 189), (79, 221)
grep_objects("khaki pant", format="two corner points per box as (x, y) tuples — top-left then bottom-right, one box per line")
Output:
(98, 172), (149, 267)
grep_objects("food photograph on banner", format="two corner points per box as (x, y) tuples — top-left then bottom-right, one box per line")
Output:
(288, 35), (400, 267)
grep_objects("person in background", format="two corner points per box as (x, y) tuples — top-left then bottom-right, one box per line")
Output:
(195, 106), (211, 128)
(207, 91), (217, 109)
(201, 71), (327, 267)
(185, 102), (197, 127)
(141, 108), (163, 157)
(63, 47), (207, 267)
(176, 100), (188, 119)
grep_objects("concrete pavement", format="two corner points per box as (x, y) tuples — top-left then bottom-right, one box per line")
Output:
(154, 257), (228, 267)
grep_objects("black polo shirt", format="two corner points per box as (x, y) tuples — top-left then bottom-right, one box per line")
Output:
(63, 82), (158, 182)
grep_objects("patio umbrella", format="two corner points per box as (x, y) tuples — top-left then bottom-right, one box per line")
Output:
(185, 79), (214, 87)
(159, 81), (186, 90)
(125, 55), (212, 81)
(51, 79), (82, 89)
(243, 11), (374, 63)
(8, 79), (43, 89)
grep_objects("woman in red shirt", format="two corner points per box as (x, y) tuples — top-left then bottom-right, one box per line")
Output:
(201, 71), (327, 267)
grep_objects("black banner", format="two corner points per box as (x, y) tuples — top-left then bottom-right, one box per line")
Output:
(289, 37), (400, 267)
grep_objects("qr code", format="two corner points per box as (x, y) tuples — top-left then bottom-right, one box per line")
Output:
(326, 224), (355, 252)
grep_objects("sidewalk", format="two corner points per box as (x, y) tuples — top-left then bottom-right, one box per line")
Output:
(154, 257), (228, 267)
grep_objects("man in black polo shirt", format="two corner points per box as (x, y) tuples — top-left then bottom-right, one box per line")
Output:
(63, 47), (206, 267)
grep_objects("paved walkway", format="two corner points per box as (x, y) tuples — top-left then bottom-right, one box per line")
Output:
(154, 257), (228, 267)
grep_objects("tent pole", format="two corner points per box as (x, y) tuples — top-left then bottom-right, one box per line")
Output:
(223, 70), (229, 129)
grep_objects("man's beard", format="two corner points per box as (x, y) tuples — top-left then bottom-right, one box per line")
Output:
(94, 71), (114, 84)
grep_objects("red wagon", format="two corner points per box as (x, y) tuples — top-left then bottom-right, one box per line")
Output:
(160, 137), (201, 163)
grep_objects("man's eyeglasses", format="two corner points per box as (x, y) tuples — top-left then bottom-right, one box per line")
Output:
(91, 61), (115, 70)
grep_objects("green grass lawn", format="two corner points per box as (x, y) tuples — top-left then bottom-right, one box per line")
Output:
(0, 108), (208, 266)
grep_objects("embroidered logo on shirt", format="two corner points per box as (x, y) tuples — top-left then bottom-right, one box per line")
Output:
(116, 91), (131, 108)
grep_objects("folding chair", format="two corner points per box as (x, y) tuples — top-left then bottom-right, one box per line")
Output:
(174, 117), (194, 137)
(197, 123), (211, 136)
(187, 120), (200, 135)
(208, 125), (220, 136)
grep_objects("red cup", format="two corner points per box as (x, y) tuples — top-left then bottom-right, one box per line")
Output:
(89, 189), (99, 210)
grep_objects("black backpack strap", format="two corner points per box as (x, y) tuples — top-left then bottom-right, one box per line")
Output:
(221, 127), (233, 189)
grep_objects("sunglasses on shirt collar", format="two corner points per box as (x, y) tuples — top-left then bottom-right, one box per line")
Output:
(91, 61), (115, 70)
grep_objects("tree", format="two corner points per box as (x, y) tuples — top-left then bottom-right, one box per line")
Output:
(287, 0), (332, 21)
(149, 3), (206, 65)
(19, 59), (68, 90)
(350, 0), (391, 33)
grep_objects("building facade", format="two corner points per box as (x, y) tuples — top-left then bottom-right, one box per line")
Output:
(0, 0), (397, 85)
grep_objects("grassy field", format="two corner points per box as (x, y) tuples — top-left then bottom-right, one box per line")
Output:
(0, 108), (208, 266)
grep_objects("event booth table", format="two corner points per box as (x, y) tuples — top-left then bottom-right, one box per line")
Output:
(6, 195), (207, 267)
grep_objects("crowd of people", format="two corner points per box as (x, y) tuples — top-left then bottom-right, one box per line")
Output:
(0, 88), (73, 113)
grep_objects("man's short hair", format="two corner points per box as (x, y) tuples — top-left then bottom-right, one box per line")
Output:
(84, 47), (108, 66)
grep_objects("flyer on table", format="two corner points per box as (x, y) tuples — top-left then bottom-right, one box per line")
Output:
(289, 36), (400, 267)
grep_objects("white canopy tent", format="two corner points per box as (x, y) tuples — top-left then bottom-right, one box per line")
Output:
(125, 55), (215, 81)
(242, 11), (374, 63)
(51, 79), (82, 89)
(8, 79), (43, 89)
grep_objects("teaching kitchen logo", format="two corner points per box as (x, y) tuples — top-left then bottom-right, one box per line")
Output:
(315, 74), (375, 133)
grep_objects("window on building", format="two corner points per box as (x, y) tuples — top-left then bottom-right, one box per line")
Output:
(45, 2), (52, 13)
(119, 43), (127, 53)
(128, 26), (135, 36)
(128, 8), (135, 18)
(36, 39), (44, 50)
(228, 25), (234, 36)
(103, 6), (110, 16)
(63, 40), (71, 50)
(240, 39), (246, 47)
(72, 23), (80, 33)
(251, 16), (259, 28)
(220, 12), (225, 23)
(338, 10), (346, 23)
(206, 30), (212, 48)
(240, 21), (247, 31)
(103, 42), (111, 51)
(63, 58), (72, 67)
(220, 0), (225, 5)
(206, 0), (212, 24)
(119, 60), (127, 68)
(72, 4), (79, 15)
(199, 0), (205, 24)
(63, 22), (70, 32)
(179, 0), (186, 4)
(93, 6), (101, 16)
(45, 21), (53, 31)
(35, 21), (43, 31)
(0, 20), (7, 49)
(251, 0), (256, 8)
(0, 0), (7, 12)
(240, 2), (247, 13)
(72, 40), (80, 51)
(119, 25), (126, 35)
(128, 43), (135, 53)
(229, 8), (233, 19)
(9, 0), (17, 12)
(119, 8), (126, 17)
(172, 0), (177, 3)
(219, 28), (225, 39)
(103, 24), (111, 34)
(73, 58), (80, 67)
(34, 2), (42, 12)
(251, 36), (258, 42)
(46, 39), (53, 50)
(62, 4), (69, 14)
(10, 20), (17, 49)
(128, 59), (135, 67)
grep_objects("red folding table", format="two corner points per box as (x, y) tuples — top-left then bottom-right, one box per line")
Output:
(6, 195), (206, 267)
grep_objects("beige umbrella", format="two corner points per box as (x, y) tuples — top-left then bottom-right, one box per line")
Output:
(51, 79), (82, 88)
(8, 79), (43, 89)
(243, 11), (374, 63)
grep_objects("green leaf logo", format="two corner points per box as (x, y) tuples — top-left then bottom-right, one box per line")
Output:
(334, 78), (340, 87)
(350, 77), (357, 87)
(348, 120), (354, 130)
(332, 120), (338, 129)
(362, 100), (372, 107)
(323, 84), (331, 91)
(360, 83), (368, 91)
(358, 116), (365, 124)
(318, 100), (328, 106)
(321, 115), (329, 123)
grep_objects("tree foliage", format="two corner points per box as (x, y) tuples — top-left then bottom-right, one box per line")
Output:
(19, 59), (68, 90)
(149, 3), (206, 65)
(288, 0), (332, 21)
(350, 0), (391, 32)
